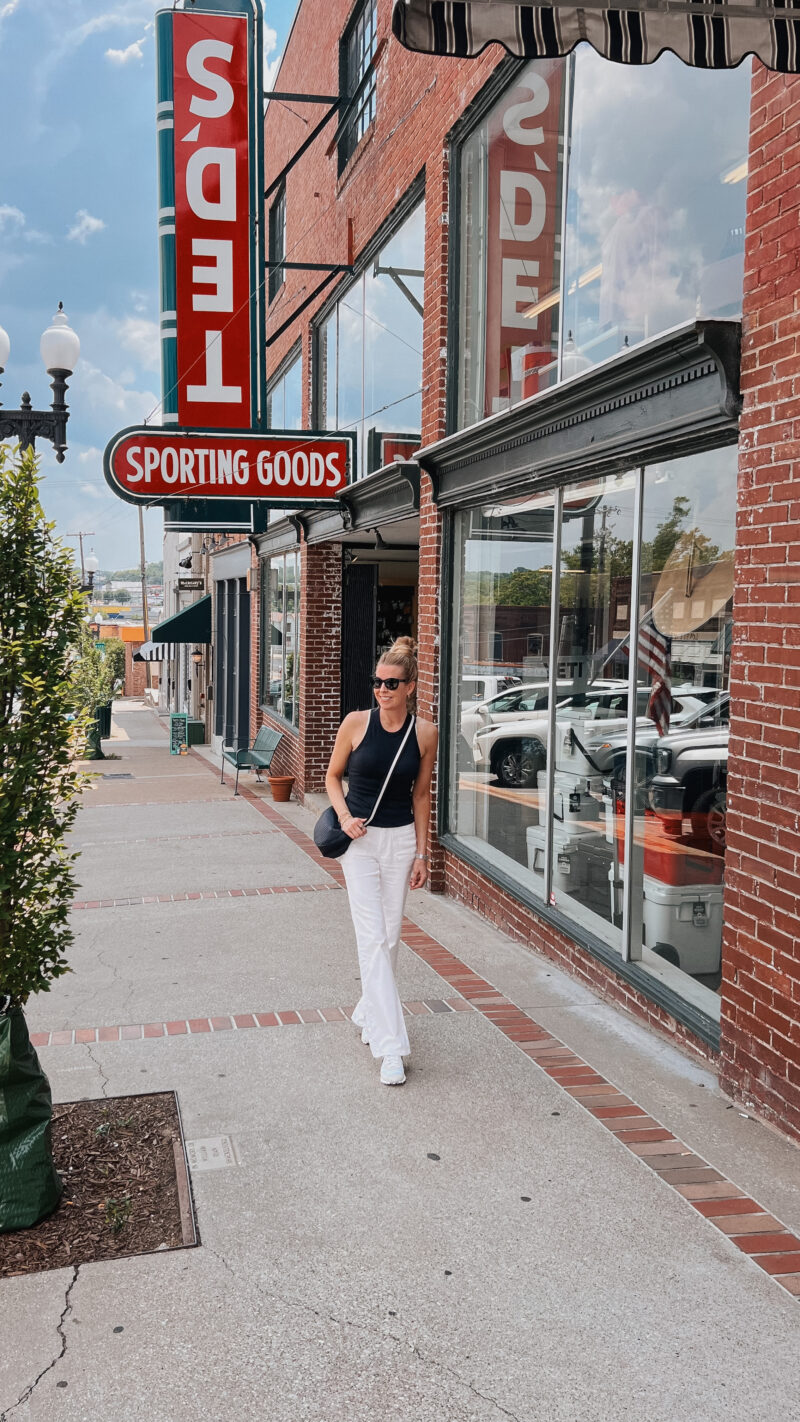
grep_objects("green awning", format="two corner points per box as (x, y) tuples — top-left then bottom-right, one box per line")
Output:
(152, 594), (212, 644)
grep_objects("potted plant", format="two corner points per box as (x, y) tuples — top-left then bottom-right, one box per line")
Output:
(0, 444), (88, 1232)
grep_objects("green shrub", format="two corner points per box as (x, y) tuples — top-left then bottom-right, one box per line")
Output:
(0, 445), (88, 1006)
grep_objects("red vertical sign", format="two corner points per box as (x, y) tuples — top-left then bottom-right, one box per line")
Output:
(484, 60), (565, 419)
(173, 10), (252, 429)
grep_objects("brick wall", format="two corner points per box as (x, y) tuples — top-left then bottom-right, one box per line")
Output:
(719, 62), (800, 1143)
(124, 644), (149, 698)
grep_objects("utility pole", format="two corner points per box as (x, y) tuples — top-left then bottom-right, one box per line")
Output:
(138, 507), (152, 691)
(66, 531), (94, 585)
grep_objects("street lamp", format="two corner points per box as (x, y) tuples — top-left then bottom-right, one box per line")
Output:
(0, 304), (80, 463)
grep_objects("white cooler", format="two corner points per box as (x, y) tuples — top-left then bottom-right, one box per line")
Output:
(526, 823), (595, 898)
(537, 770), (602, 823)
(643, 875), (724, 975)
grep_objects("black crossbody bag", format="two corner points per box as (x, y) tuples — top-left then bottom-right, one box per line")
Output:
(313, 715), (416, 859)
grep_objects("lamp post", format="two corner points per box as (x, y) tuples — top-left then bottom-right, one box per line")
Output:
(0, 304), (80, 463)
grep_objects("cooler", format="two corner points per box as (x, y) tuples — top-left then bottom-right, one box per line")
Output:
(537, 770), (602, 823)
(526, 823), (594, 898)
(642, 876), (724, 975)
(616, 811), (723, 886)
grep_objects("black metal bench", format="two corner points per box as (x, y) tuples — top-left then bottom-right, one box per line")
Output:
(221, 725), (282, 796)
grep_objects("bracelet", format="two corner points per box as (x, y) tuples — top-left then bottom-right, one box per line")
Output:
(414, 853), (428, 861)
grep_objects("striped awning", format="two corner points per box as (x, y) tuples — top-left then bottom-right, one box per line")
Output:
(391, 0), (800, 70)
(133, 640), (175, 662)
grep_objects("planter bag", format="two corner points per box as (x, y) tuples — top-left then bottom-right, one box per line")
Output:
(0, 1007), (62, 1233)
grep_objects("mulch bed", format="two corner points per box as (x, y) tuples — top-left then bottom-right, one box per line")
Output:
(0, 1093), (196, 1279)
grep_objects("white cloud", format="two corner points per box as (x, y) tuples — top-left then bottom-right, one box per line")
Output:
(67, 209), (106, 244)
(0, 203), (25, 232)
(114, 315), (160, 373)
(78, 446), (103, 465)
(71, 357), (159, 430)
(80, 481), (111, 499)
(264, 25), (281, 94)
(105, 37), (145, 65)
(0, 1), (21, 21)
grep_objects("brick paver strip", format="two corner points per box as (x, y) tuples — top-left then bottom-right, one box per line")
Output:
(71, 882), (341, 910)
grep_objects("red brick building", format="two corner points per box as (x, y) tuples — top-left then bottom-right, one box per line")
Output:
(239, 1), (800, 1142)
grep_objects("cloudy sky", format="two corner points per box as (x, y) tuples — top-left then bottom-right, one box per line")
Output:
(1, 0), (297, 570)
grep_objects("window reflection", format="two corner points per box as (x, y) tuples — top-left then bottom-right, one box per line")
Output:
(262, 551), (301, 729)
(456, 52), (750, 425)
(449, 446), (738, 1015)
(317, 202), (424, 474)
(564, 49), (749, 369)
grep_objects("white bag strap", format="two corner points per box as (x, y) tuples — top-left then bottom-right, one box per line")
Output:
(364, 715), (416, 826)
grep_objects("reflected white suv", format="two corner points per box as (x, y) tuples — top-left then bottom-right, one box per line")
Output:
(476, 686), (705, 787)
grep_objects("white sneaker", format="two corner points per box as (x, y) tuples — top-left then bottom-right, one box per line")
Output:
(380, 1055), (406, 1086)
(361, 1027), (370, 1046)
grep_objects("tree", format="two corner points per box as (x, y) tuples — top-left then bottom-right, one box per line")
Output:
(0, 444), (88, 1231)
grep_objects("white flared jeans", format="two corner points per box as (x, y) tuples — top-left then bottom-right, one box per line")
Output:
(341, 822), (416, 1059)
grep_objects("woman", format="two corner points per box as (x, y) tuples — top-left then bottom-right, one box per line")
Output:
(325, 636), (438, 1086)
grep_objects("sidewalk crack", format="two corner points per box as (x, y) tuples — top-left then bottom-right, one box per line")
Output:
(84, 1042), (110, 1097)
(204, 1248), (521, 1421)
(0, 1265), (79, 1420)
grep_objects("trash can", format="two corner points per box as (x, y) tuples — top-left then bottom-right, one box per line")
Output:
(97, 701), (112, 739)
(186, 718), (206, 746)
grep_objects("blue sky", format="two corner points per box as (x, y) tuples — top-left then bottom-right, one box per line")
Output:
(0, 0), (297, 570)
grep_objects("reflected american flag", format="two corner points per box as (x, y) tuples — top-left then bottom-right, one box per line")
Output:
(638, 622), (672, 736)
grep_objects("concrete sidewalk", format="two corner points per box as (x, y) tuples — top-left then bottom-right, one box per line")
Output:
(1, 698), (799, 1421)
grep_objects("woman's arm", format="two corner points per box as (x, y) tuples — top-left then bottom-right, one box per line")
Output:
(325, 712), (368, 839)
(410, 720), (439, 889)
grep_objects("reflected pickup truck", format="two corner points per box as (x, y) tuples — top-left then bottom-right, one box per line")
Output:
(648, 711), (728, 848)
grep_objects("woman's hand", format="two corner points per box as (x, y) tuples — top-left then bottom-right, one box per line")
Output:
(341, 812), (367, 840)
(409, 855), (428, 890)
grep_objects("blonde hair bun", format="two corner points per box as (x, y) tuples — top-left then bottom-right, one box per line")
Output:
(379, 635), (418, 685)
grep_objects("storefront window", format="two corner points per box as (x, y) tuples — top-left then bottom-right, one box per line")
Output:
(448, 445), (736, 1017)
(261, 551), (301, 729)
(456, 54), (749, 427)
(316, 201), (424, 474)
(266, 350), (302, 429)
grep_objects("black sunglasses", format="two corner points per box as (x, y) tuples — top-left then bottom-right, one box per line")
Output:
(372, 676), (408, 691)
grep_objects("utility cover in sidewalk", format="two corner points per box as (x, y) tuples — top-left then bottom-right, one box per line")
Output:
(186, 1136), (239, 1172)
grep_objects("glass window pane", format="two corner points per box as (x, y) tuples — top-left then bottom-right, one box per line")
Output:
(630, 447), (736, 1005)
(337, 279), (364, 449)
(450, 498), (556, 894)
(283, 551), (297, 724)
(318, 314), (337, 430)
(457, 59), (566, 426)
(563, 49), (750, 369)
(268, 558), (284, 714)
(364, 204), (424, 469)
(551, 474), (638, 949)
(293, 551), (301, 729)
(284, 355), (302, 429)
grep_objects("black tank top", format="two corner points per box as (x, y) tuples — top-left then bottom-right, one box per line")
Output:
(345, 709), (421, 828)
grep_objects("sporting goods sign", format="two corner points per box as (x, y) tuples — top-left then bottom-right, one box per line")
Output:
(104, 428), (356, 505)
